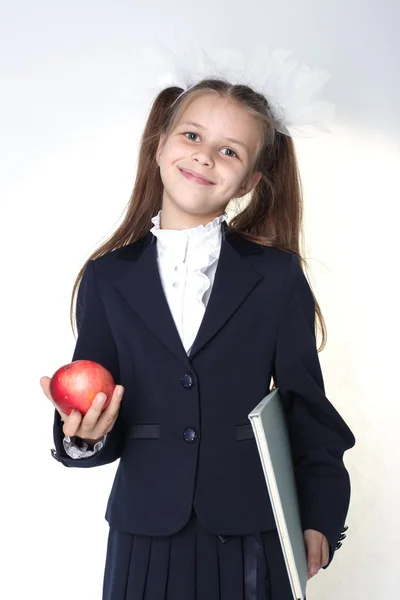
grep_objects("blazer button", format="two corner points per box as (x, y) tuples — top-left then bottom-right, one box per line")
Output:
(181, 373), (194, 389)
(183, 427), (197, 443)
(50, 448), (61, 462)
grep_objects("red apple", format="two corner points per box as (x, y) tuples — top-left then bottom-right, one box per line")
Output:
(50, 360), (115, 416)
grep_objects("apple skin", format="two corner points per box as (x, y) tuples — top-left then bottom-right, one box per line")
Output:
(50, 360), (115, 416)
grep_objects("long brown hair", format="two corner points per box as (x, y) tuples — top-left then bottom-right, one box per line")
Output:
(69, 78), (327, 350)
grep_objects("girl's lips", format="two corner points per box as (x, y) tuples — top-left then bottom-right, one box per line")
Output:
(180, 169), (214, 185)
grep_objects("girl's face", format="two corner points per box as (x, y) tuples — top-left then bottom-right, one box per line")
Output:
(156, 94), (263, 228)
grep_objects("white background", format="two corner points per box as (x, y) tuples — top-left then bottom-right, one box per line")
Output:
(1, 1), (399, 598)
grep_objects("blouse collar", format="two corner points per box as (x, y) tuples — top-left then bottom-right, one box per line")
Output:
(150, 210), (227, 269)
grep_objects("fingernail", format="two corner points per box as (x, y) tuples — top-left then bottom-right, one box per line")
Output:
(117, 386), (124, 397)
(96, 393), (106, 406)
(310, 565), (319, 576)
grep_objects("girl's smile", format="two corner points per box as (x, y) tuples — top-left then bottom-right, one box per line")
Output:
(179, 167), (215, 185)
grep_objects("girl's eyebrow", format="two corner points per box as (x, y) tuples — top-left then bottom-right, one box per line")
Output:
(179, 120), (248, 152)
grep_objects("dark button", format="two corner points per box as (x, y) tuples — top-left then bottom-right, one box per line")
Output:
(183, 427), (197, 443)
(335, 542), (342, 550)
(50, 448), (61, 462)
(50, 448), (70, 467)
(181, 373), (194, 389)
(338, 533), (347, 541)
(341, 525), (349, 533)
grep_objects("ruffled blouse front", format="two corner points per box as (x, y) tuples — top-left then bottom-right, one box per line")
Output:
(150, 210), (227, 354)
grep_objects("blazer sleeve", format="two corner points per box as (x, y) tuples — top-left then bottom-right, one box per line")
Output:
(272, 253), (356, 568)
(52, 259), (126, 468)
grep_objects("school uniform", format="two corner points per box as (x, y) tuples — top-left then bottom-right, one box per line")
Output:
(51, 212), (355, 599)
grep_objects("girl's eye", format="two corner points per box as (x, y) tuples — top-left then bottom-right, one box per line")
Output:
(221, 148), (238, 158)
(183, 132), (238, 159)
(184, 132), (199, 142)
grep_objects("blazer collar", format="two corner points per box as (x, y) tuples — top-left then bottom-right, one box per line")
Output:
(113, 224), (264, 364)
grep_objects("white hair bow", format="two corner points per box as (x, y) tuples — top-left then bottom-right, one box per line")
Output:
(130, 39), (335, 138)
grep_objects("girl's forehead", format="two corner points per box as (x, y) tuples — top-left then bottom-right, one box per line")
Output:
(178, 95), (243, 122)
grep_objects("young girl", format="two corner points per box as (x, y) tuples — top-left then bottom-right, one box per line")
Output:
(41, 77), (355, 600)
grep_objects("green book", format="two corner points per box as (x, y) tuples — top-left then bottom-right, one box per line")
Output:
(248, 387), (308, 600)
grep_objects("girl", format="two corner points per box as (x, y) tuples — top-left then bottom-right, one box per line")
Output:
(41, 77), (355, 599)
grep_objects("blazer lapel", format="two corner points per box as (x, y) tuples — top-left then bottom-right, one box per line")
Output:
(188, 231), (263, 359)
(113, 233), (191, 366)
(113, 227), (264, 365)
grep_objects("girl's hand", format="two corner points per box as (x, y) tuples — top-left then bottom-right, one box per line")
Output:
(40, 375), (124, 445)
(303, 529), (330, 579)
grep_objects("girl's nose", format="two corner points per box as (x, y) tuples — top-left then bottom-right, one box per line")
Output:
(192, 150), (214, 167)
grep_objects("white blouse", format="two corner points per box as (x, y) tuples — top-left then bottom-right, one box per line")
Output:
(149, 210), (226, 354)
(63, 210), (227, 459)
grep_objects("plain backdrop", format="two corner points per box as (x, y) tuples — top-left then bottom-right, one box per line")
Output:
(1, 1), (399, 598)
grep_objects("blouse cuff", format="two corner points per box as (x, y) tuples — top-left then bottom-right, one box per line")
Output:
(63, 434), (107, 459)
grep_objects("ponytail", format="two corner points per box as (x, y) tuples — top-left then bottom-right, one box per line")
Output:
(230, 131), (326, 350)
(69, 87), (183, 336)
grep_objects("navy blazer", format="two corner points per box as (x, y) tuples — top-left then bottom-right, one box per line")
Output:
(52, 226), (355, 566)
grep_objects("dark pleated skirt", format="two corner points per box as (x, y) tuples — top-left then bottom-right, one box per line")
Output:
(102, 510), (295, 600)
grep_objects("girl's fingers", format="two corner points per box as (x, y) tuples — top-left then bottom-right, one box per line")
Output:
(304, 529), (322, 579)
(321, 536), (330, 567)
(62, 409), (83, 438)
(41, 375), (124, 439)
(40, 376), (52, 400)
(78, 385), (124, 439)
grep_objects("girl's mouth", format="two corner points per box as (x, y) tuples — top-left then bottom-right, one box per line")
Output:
(179, 169), (214, 185)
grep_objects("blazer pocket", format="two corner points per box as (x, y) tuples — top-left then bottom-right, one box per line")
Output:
(235, 423), (255, 441)
(126, 424), (160, 439)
